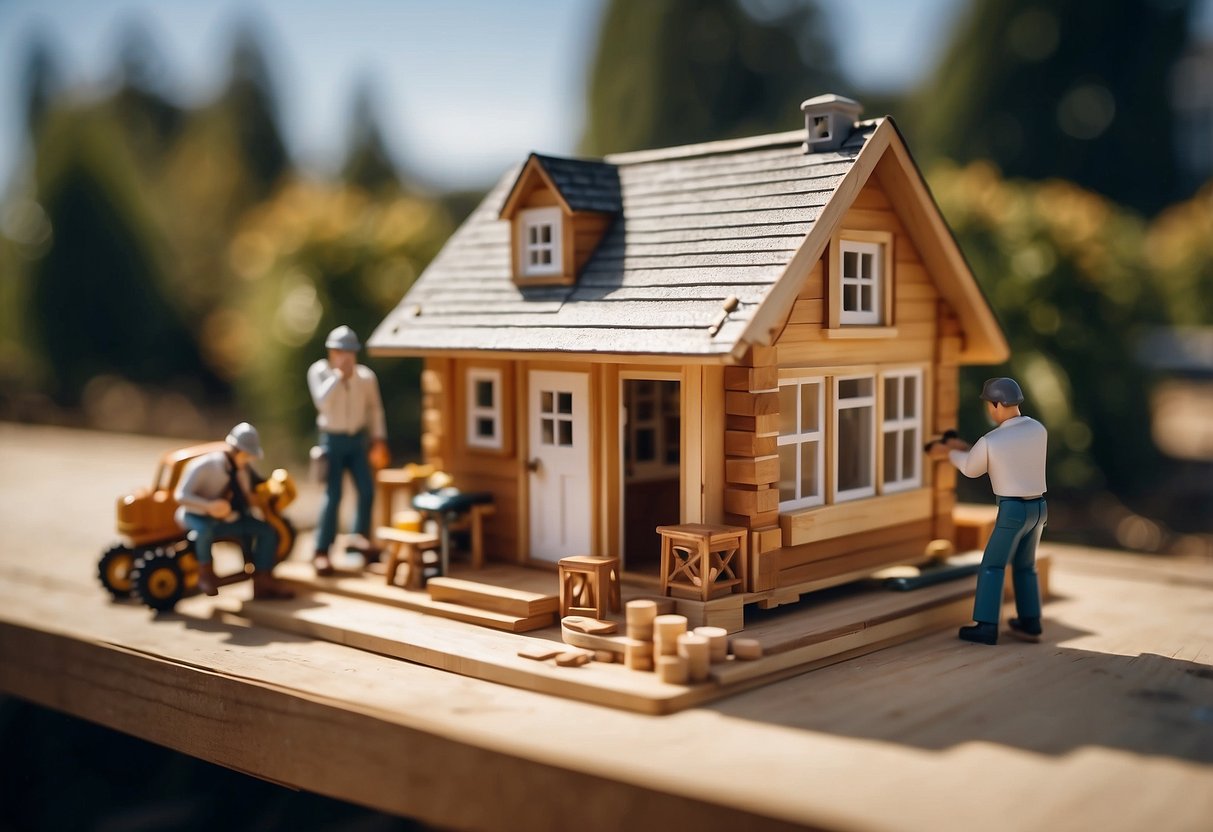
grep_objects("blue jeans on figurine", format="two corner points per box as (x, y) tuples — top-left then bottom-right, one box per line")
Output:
(315, 430), (375, 556)
(182, 513), (279, 572)
(972, 496), (1046, 632)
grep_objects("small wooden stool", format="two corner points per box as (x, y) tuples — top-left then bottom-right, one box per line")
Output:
(377, 526), (440, 590)
(657, 523), (748, 601)
(558, 555), (621, 620)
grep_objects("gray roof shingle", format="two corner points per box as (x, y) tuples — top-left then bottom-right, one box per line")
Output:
(369, 122), (880, 357)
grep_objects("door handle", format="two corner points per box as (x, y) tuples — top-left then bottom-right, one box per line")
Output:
(526, 458), (541, 473)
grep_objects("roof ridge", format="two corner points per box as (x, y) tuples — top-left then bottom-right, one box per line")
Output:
(605, 118), (886, 166)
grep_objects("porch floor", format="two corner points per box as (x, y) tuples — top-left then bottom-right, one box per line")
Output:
(223, 549), (1050, 714)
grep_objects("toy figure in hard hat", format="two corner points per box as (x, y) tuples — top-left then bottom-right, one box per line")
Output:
(174, 422), (295, 599)
(307, 325), (390, 575)
(929, 378), (1047, 645)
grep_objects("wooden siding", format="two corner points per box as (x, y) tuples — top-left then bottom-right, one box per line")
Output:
(424, 357), (523, 563)
(720, 344), (781, 591)
(764, 176), (949, 590)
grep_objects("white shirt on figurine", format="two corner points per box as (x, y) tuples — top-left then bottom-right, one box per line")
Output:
(307, 359), (387, 439)
(949, 415), (1047, 498)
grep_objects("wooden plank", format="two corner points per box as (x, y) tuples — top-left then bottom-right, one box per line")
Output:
(724, 455), (779, 486)
(723, 365), (778, 391)
(779, 536), (932, 587)
(724, 390), (778, 417)
(779, 519), (936, 570)
(274, 563), (554, 632)
(426, 576), (559, 618)
(724, 430), (777, 457)
(701, 365), (727, 526)
(780, 489), (934, 547)
(723, 486), (779, 517)
(7, 424), (1213, 832)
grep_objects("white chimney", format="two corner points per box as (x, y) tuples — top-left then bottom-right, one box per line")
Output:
(801, 94), (863, 154)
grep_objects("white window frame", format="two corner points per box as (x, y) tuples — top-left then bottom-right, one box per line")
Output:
(519, 207), (562, 277)
(839, 240), (882, 325)
(777, 376), (825, 511)
(832, 374), (877, 502)
(466, 368), (502, 450)
(880, 369), (923, 493)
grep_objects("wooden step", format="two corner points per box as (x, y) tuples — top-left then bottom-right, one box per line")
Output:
(273, 561), (556, 633)
(426, 576), (559, 618)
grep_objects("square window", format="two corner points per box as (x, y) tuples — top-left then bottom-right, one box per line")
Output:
(557, 392), (573, 414)
(777, 377), (824, 510)
(542, 418), (554, 445)
(520, 207), (562, 278)
(541, 391), (553, 413)
(838, 240), (883, 325)
(558, 420), (573, 446)
(467, 369), (503, 450)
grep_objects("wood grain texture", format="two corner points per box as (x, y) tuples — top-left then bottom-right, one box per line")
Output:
(2, 425), (1211, 832)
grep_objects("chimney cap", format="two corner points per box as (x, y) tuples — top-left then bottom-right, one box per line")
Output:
(800, 93), (862, 115)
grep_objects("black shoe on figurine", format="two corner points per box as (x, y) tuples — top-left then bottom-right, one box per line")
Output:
(958, 622), (998, 645)
(1007, 617), (1043, 643)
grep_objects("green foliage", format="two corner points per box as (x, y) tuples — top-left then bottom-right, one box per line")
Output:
(931, 162), (1166, 497)
(580, 0), (842, 154)
(909, 0), (1193, 215)
(1145, 182), (1213, 326)
(25, 106), (217, 406)
(222, 180), (454, 460)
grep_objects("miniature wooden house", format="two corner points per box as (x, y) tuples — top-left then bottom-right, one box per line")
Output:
(369, 94), (1008, 605)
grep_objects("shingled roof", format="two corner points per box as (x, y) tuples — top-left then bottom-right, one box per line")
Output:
(518, 153), (622, 214)
(368, 121), (882, 357)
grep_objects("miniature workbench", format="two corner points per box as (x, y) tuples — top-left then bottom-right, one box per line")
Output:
(2, 424), (1211, 832)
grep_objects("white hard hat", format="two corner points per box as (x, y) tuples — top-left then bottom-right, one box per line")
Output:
(325, 325), (362, 352)
(225, 422), (264, 458)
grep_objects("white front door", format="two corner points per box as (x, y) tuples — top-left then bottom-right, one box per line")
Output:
(528, 370), (591, 562)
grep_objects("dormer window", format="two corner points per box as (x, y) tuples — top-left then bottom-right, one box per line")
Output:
(520, 207), (562, 277)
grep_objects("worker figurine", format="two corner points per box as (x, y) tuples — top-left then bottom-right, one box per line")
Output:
(174, 422), (294, 599)
(929, 377), (1047, 645)
(308, 325), (390, 575)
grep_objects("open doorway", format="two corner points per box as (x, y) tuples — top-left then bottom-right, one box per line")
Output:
(620, 378), (681, 574)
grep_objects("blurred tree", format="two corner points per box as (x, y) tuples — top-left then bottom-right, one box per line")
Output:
(25, 109), (218, 407)
(225, 180), (454, 459)
(218, 22), (290, 196)
(931, 162), (1166, 500)
(18, 28), (64, 139)
(1145, 180), (1213, 326)
(342, 78), (402, 193)
(110, 17), (186, 167)
(580, 0), (843, 154)
(910, 0), (1194, 215)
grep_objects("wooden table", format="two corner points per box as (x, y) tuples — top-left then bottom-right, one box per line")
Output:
(2, 423), (1212, 832)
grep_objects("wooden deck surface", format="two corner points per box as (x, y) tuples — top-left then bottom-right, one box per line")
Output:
(1, 423), (1212, 831)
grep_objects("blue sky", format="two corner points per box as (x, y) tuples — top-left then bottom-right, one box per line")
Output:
(0, 0), (1206, 191)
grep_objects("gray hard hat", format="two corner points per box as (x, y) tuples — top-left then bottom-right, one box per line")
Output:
(980, 377), (1024, 406)
(225, 422), (264, 459)
(325, 325), (362, 352)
